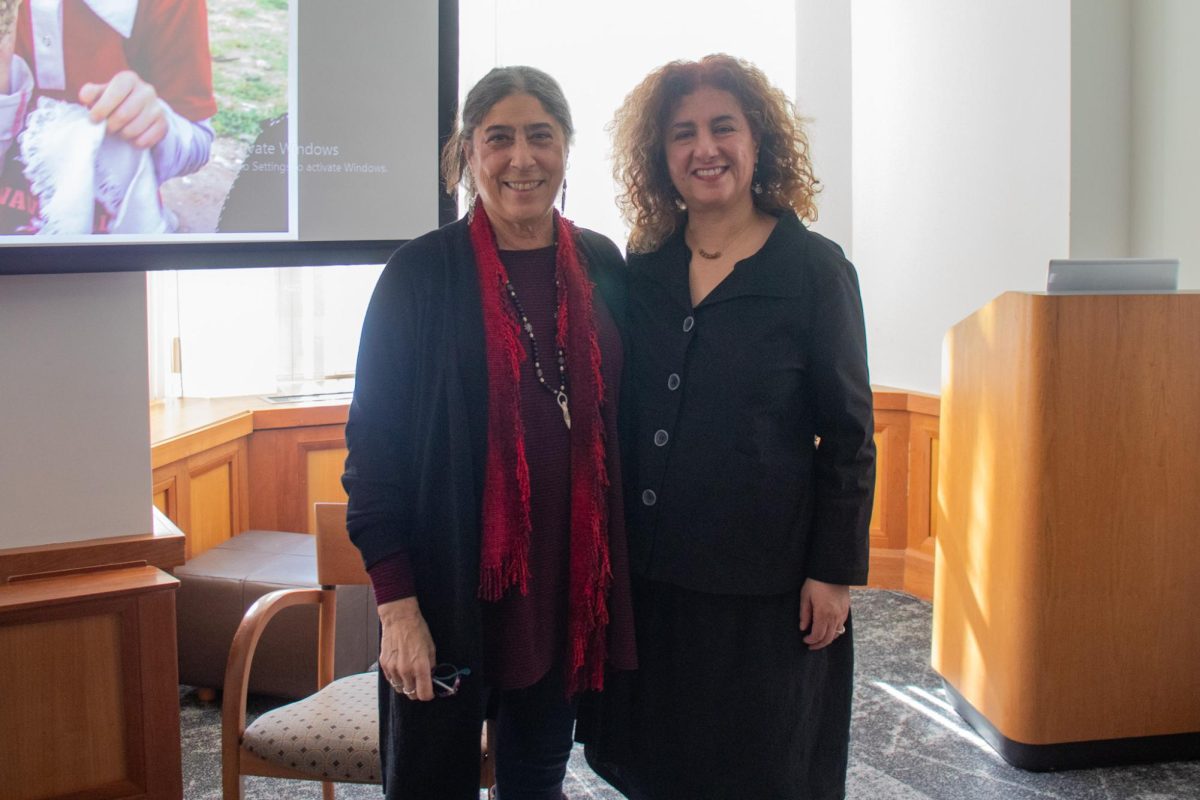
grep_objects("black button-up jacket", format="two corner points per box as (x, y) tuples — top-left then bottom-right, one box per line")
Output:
(625, 212), (875, 595)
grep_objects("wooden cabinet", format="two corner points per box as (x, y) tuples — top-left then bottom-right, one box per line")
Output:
(153, 440), (250, 560)
(248, 421), (349, 534)
(151, 407), (252, 563)
(0, 567), (183, 800)
(151, 399), (348, 558)
(153, 391), (938, 597)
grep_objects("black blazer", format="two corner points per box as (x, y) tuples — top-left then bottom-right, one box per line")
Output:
(624, 212), (874, 595)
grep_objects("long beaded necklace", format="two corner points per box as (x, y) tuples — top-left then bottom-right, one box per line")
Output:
(503, 274), (571, 429)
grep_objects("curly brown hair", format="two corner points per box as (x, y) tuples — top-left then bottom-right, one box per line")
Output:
(611, 53), (819, 253)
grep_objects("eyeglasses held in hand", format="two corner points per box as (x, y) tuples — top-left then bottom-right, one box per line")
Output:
(432, 663), (471, 698)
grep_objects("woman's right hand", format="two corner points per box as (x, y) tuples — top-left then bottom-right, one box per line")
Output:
(378, 597), (437, 701)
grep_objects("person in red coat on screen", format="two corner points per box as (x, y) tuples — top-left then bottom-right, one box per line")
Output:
(0, 0), (216, 234)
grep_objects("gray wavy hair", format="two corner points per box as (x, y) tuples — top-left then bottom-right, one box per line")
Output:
(441, 65), (575, 199)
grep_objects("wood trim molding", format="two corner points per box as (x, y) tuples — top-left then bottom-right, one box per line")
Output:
(151, 413), (253, 470)
(296, 436), (348, 454)
(0, 509), (185, 584)
(872, 385), (940, 416)
(0, 565), (178, 613)
(250, 404), (349, 430)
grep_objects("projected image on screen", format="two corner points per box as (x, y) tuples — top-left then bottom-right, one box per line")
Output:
(0, 0), (440, 250)
(204, 0), (289, 236)
(0, 0), (248, 237)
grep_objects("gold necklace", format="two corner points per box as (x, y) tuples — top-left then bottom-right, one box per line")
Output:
(688, 214), (756, 260)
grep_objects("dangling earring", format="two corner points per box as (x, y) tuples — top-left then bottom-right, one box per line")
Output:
(673, 190), (687, 211)
(752, 162), (764, 195)
(560, 178), (567, 213)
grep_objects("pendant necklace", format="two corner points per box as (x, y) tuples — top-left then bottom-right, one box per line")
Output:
(503, 276), (570, 429)
(690, 213), (757, 260)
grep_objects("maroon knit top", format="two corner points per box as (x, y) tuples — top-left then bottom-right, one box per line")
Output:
(368, 244), (636, 690)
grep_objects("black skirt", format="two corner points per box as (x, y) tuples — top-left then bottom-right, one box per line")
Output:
(579, 576), (853, 800)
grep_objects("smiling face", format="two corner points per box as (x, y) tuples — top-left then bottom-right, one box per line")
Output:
(664, 85), (759, 215)
(467, 92), (566, 241)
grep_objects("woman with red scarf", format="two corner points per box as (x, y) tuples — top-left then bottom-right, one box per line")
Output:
(342, 66), (636, 800)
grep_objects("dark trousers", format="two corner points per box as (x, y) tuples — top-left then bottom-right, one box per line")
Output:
(490, 668), (577, 800)
(380, 666), (575, 800)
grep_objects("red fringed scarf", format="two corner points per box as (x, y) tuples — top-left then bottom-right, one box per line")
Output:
(469, 199), (613, 694)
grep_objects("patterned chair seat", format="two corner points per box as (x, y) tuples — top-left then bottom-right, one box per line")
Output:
(242, 671), (381, 784)
(223, 504), (492, 797)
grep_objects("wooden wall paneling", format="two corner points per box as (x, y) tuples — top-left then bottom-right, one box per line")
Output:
(188, 460), (232, 555)
(929, 437), (939, 539)
(185, 439), (248, 559)
(868, 427), (889, 543)
(152, 469), (178, 522)
(302, 439), (349, 534)
(153, 461), (193, 557)
(248, 424), (347, 534)
(902, 412), (940, 599)
(247, 426), (283, 532)
(867, 409), (910, 590)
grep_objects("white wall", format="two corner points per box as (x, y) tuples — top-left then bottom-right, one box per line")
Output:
(0, 272), (152, 548)
(799, 1), (1073, 394)
(1131, 0), (1200, 289)
(796, 1), (853, 254)
(1070, 0), (1132, 259)
(460, 0), (796, 250)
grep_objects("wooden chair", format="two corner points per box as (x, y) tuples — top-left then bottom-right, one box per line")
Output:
(221, 502), (494, 799)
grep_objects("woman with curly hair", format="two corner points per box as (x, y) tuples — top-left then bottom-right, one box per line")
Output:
(580, 54), (875, 799)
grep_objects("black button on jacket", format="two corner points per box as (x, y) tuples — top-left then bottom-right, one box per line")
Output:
(625, 212), (875, 595)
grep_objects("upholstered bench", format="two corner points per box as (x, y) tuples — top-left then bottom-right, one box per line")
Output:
(175, 530), (378, 699)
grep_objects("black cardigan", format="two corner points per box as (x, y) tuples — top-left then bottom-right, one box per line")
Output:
(342, 215), (627, 797)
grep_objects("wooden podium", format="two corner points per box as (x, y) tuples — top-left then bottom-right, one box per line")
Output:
(933, 291), (1200, 770)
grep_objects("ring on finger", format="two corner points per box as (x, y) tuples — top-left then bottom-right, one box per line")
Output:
(836, 625), (847, 635)
(402, 686), (417, 695)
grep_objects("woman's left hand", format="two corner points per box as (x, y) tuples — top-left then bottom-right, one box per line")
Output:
(799, 578), (850, 650)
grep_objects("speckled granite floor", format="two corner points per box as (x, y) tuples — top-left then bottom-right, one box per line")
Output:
(181, 589), (1199, 799)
